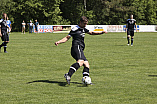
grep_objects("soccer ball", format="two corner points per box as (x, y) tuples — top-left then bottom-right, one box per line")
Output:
(82, 76), (91, 85)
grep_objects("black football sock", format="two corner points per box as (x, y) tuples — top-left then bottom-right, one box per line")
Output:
(4, 42), (8, 52)
(131, 38), (134, 45)
(127, 37), (130, 44)
(4, 46), (7, 52)
(68, 63), (80, 77)
(0, 42), (5, 48)
(83, 67), (89, 77)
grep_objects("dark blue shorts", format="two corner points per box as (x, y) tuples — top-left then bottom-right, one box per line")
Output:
(127, 30), (134, 36)
(1, 30), (9, 41)
(71, 45), (87, 61)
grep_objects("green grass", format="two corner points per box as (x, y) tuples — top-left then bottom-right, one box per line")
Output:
(0, 32), (157, 104)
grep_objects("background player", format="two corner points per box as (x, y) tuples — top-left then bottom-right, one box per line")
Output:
(7, 17), (11, 35)
(0, 13), (10, 53)
(55, 16), (107, 85)
(126, 14), (137, 46)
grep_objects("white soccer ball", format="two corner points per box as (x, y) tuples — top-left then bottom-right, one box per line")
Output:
(82, 76), (91, 85)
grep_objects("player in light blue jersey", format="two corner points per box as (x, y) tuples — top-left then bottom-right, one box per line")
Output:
(7, 17), (11, 35)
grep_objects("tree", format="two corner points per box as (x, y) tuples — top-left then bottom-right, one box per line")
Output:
(144, 0), (157, 24)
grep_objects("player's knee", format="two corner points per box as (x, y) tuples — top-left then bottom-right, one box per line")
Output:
(83, 61), (90, 68)
(4, 42), (9, 45)
(77, 60), (84, 66)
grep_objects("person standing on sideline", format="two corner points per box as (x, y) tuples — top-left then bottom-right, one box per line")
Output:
(126, 14), (137, 46)
(0, 13), (11, 53)
(22, 20), (26, 34)
(6, 17), (11, 35)
(34, 19), (39, 34)
(28, 20), (33, 33)
(55, 16), (107, 85)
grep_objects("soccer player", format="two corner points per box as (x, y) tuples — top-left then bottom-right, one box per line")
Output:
(34, 19), (39, 34)
(7, 17), (11, 35)
(0, 13), (11, 53)
(55, 16), (107, 85)
(126, 14), (137, 46)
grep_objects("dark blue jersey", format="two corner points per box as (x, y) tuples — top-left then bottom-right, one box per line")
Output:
(127, 19), (136, 31)
(68, 25), (89, 50)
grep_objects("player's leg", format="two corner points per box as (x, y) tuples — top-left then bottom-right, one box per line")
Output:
(0, 32), (5, 51)
(131, 31), (134, 46)
(64, 46), (82, 84)
(65, 45), (87, 84)
(3, 32), (9, 53)
(131, 36), (134, 46)
(67, 60), (83, 78)
(24, 27), (25, 34)
(83, 61), (90, 77)
(0, 41), (5, 52)
(29, 26), (31, 33)
(64, 59), (84, 85)
(22, 27), (24, 34)
(127, 30), (130, 45)
(0, 41), (9, 53)
(3, 41), (9, 53)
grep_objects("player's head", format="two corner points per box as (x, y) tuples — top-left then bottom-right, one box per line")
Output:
(2, 13), (7, 20)
(35, 19), (37, 22)
(130, 14), (133, 19)
(79, 16), (88, 28)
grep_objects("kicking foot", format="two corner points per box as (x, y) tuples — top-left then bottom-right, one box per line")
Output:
(64, 73), (71, 85)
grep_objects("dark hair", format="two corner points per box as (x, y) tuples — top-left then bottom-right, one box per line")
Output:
(2, 13), (7, 17)
(80, 16), (88, 22)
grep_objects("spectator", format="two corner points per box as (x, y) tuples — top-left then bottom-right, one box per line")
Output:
(22, 20), (26, 34)
(34, 19), (39, 34)
(28, 20), (34, 33)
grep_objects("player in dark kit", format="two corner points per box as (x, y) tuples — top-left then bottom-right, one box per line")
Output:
(55, 16), (107, 85)
(126, 14), (137, 46)
(0, 13), (10, 53)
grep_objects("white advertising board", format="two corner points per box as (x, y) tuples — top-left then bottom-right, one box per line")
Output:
(34, 25), (157, 33)
(139, 25), (157, 32)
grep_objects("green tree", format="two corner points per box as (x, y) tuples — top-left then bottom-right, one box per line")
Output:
(144, 0), (157, 24)
(60, 0), (86, 24)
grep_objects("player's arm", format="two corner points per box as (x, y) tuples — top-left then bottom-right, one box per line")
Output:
(55, 35), (71, 46)
(0, 27), (1, 37)
(126, 24), (128, 33)
(88, 31), (107, 35)
(10, 22), (12, 31)
(7, 25), (11, 31)
(135, 23), (137, 32)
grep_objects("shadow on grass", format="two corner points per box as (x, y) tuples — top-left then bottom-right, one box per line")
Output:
(148, 75), (157, 77)
(27, 80), (83, 87)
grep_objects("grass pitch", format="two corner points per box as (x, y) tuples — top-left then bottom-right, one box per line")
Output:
(0, 32), (157, 104)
